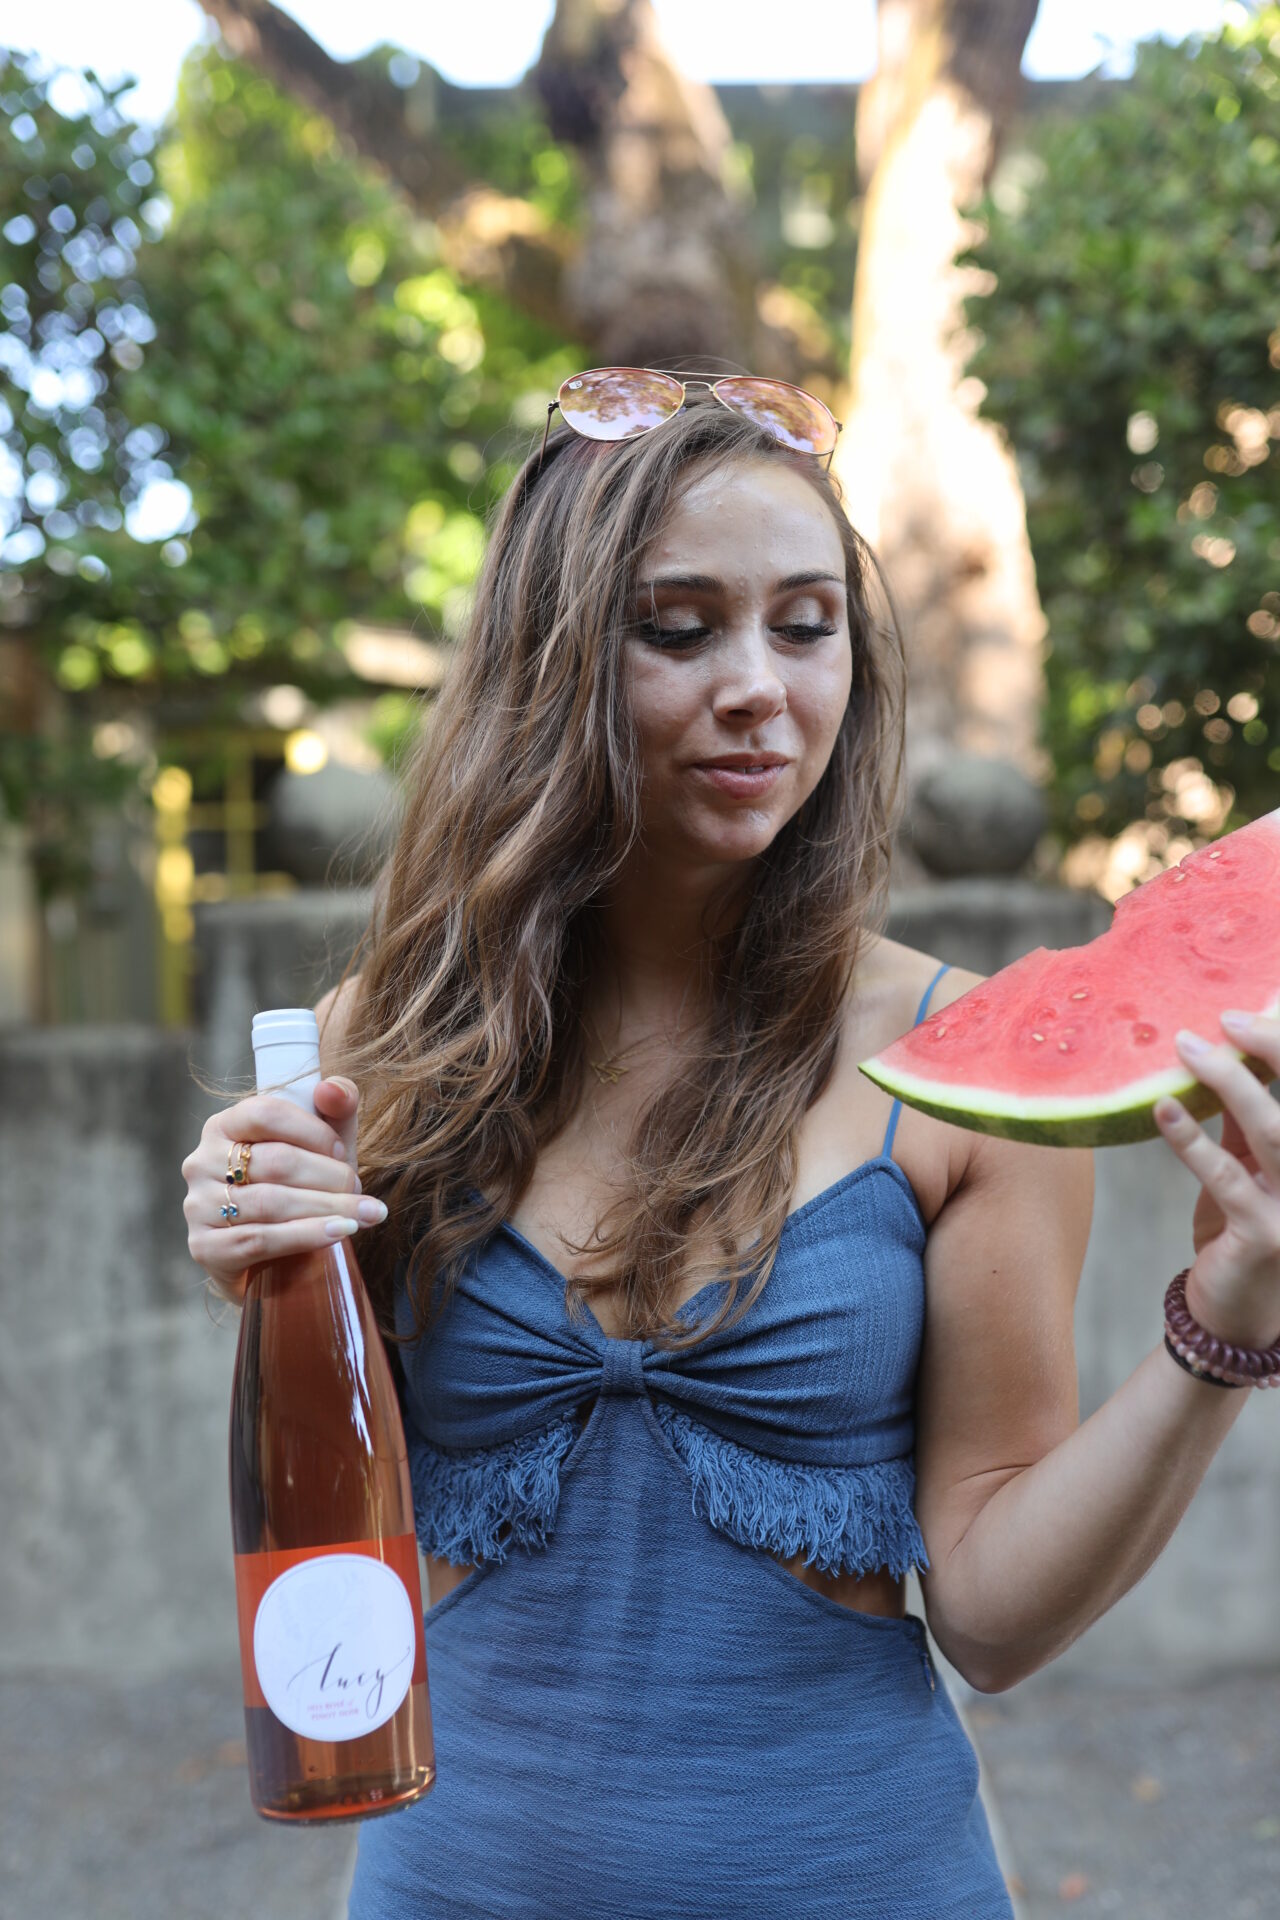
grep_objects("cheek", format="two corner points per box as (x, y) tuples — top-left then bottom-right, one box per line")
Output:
(790, 653), (852, 751)
(626, 656), (703, 753)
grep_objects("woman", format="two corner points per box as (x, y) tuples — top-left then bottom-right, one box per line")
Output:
(183, 375), (1280, 1919)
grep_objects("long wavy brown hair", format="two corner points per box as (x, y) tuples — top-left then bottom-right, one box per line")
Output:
(331, 399), (908, 1351)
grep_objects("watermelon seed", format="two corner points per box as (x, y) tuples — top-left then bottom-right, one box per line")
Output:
(1208, 849), (1222, 859)
(1031, 1032), (1045, 1043)
(1057, 1041), (1073, 1052)
(1133, 1024), (1157, 1045)
(1070, 990), (1089, 1000)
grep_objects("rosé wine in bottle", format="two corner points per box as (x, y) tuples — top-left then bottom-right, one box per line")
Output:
(229, 1008), (435, 1824)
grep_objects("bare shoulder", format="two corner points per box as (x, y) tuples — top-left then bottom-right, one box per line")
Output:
(314, 973), (364, 1064)
(858, 932), (985, 1015)
(848, 935), (989, 1208)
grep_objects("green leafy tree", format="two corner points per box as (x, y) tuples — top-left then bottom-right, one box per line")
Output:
(0, 55), (163, 890)
(961, 8), (1280, 854)
(0, 44), (578, 894)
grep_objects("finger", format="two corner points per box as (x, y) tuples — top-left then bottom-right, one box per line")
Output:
(1219, 1010), (1280, 1085)
(189, 1211), (369, 1275)
(1173, 1032), (1280, 1185)
(192, 1181), (388, 1230)
(206, 1094), (347, 1159)
(197, 1140), (359, 1197)
(314, 1076), (360, 1169)
(203, 1269), (251, 1310)
(1156, 1092), (1280, 1226)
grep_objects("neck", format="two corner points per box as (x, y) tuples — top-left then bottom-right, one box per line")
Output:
(586, 849), (751, 1039)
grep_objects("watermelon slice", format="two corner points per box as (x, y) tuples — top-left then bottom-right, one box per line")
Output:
(859, 804), (1280, 1148)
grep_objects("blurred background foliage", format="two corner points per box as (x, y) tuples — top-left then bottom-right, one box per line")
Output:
(963, 6), (1280, 855)
(0, 43), (580, 897)
(2, 8), (1278, 923)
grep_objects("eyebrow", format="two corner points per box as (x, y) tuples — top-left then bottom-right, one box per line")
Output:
(635, 569), (844, 595)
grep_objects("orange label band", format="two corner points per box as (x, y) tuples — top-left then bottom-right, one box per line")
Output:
(233, 1533), (426, 1718)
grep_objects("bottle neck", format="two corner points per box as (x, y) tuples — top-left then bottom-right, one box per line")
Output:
(252, 1044), (322, 1113)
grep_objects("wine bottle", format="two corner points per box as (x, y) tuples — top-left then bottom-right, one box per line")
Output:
(229, 1007), (436, 1824)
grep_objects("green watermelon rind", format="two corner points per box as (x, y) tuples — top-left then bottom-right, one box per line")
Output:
(859, 1052), (1274, 1136)
(858, 1046), (1276, 1147)
(857, 806), (1280, 1148)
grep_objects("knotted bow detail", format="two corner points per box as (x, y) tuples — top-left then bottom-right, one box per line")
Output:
(399, 1177), (931, 1578)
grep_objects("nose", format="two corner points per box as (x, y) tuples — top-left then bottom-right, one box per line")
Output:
(711, 626), (788, 723)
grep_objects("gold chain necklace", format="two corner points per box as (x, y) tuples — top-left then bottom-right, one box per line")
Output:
(582, 1021), (653, 1085)
(581, 1015), (684, 1085)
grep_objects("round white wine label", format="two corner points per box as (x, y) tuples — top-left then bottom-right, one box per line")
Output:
(253, 1553), (416, 1741)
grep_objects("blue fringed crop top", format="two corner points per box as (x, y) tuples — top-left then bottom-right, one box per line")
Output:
(392, 963), (952, 1583)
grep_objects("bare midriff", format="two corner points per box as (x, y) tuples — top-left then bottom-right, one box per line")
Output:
(425, 1546), (906, 1619)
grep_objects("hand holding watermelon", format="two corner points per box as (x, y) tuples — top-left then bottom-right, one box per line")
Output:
(1156, 1014), (1280, 1347)
(858, 805), (1280, 1348)
(860, 805), (1280, 1149)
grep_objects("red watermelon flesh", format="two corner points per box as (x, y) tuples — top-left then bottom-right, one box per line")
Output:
(858, 804), (1280, 1147)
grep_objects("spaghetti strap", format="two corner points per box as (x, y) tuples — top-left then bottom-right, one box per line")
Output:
(881, 960), (952, 1162)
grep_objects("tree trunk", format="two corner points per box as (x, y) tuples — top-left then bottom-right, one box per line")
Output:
(835, 0), (1048, 793)
(194, 0), (823, 379)
(532, 0), (759, 368)
(193, 0), (570, 334)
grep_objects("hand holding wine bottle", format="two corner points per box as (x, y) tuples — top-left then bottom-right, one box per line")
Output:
(216, 1008), (435, 1823)
(182, 1066), (382, 1307)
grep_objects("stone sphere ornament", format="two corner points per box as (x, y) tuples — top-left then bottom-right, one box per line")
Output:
(906, 752), (1048, 879)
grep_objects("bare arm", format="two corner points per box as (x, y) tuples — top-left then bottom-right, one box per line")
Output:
(914, 1126), (1248, 1693)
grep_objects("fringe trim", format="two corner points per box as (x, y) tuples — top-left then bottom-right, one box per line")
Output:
(652, 1399), (930, 1577)
(407, 1411), (581, 1566)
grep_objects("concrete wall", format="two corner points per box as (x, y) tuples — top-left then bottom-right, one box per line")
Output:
(3, 879), (1277, 1682)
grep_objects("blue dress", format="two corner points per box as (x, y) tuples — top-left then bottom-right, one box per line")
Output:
(348, 962), (1014, 1918)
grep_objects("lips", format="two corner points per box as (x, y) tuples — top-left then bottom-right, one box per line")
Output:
(695, 753), (789, 770)
(690, 752), (790, 798)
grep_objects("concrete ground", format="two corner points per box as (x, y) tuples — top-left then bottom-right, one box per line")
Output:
(5, 1660), (1279, 1919)
(967, 1665), (1280, 1919)
(0, 1665), (357, 1920)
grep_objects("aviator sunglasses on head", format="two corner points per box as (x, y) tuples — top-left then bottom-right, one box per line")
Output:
(536, 365), (842, 475)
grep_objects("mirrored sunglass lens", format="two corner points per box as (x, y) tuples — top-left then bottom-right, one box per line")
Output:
(714, 377), (836, 454)
(557, 369), (684, 441)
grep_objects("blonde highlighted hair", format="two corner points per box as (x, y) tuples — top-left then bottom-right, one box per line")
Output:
(334, 401), (908, 1350)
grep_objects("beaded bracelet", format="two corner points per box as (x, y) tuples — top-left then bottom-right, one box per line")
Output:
(1162, 1267), (1280, 1390)
(1163, 1334), (1242, 1389)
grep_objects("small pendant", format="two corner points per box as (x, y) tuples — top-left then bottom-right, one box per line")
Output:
(588, 1057), (626, 1085)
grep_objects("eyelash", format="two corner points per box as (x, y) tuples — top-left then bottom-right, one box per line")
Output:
(633, 621), (837, 649)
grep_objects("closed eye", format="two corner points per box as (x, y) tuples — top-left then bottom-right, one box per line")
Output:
(632, 621), (837, 649)
(630, 621), (708, 647)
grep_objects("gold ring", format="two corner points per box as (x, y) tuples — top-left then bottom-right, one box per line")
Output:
(225, 1140), (252, 1187)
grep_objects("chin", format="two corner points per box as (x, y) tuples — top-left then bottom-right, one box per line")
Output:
(690, 815), (785, 861)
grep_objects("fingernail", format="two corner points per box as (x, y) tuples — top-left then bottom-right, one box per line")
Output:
(1175, 1029), (1207, 1055)
(357, 1197), (388, 1224)
(332, 1140), (347, 1160)
(325, 1217), (358, 1238)
(1220, 1010), (1254, 1033)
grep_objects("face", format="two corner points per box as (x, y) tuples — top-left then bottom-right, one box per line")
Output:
(623, 457), (853, 873)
